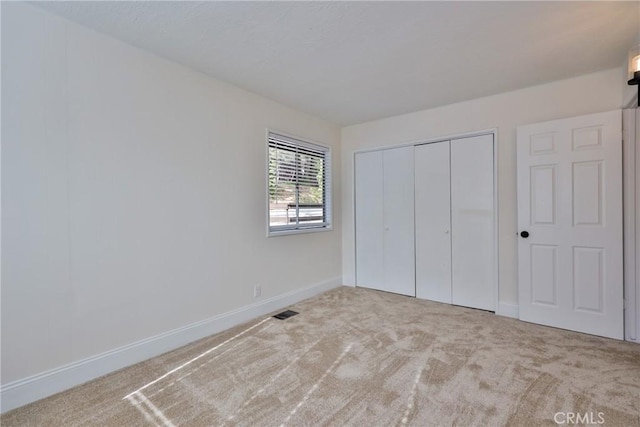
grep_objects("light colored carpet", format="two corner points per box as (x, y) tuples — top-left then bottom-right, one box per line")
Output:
(2, 286), (639, 426)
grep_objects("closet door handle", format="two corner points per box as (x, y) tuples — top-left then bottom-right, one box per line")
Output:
(520, 231), (530, 238)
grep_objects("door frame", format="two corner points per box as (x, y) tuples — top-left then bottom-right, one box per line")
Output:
(623, 108), (640, 343)
(353, 128), (499, 312)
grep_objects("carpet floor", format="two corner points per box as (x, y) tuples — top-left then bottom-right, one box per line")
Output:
(2, 286), (639, 426)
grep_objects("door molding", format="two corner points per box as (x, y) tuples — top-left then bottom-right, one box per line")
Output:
(352, 128), (496, 154)
(623, 108), (639, 343)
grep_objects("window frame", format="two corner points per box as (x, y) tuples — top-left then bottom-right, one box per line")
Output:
(266, 130), (332, 237)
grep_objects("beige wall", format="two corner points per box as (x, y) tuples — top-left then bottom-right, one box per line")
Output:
(341, 69), (623, 312)
(2, 2), (341, 384)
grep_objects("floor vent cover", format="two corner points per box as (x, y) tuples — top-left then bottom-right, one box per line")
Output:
(273, 310), (299, 320)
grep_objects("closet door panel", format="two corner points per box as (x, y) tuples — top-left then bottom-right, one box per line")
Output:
(450, 134), (495, 310)
(415, 142), (452, 303)
(383, 146), (416, 296)
(355, 151), (384, 289)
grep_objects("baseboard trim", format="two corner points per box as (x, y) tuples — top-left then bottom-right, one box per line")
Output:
(496, 302), (519, 319)
(0, 277), (342, 413)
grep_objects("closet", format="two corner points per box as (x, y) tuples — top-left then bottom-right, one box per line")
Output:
(415, 135), (494, 310)
(355, 134), (495, 311)
(354, 146), (415, 296)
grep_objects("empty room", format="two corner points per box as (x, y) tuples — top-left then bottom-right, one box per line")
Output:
(2, 1), (640, 426)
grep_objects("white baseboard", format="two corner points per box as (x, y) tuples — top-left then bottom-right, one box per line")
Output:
(0, 277), (342, 413)
(496, 301), (519, 319)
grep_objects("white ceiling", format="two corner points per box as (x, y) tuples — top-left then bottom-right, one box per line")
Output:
(33, 1), (639, 126)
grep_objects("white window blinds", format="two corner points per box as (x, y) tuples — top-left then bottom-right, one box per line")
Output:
(268, 132), (332, 234)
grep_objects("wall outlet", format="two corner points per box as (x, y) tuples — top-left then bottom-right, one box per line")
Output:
(254, 284), (261, 298)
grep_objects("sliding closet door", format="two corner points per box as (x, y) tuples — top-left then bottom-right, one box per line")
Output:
(355, 146), (415, 296)
(355, 150), (384, 289)
(382, 146), (415, 296)
(450, 134), (495, 311)
(415, 142), (452, 302)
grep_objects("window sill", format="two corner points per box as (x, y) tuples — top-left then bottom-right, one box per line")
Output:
(267, 225), (333, 238)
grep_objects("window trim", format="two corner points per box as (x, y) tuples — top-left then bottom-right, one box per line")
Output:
(266, 129), (332, 237)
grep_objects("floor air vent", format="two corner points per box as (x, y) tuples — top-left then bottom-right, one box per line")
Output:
(273, 310), (298, 320)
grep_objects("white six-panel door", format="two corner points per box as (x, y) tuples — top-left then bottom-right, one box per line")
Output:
(517, 110), (623, 339)
(355, 146), (415, 296)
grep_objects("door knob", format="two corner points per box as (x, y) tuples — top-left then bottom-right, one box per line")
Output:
(520, 231), (530, 238)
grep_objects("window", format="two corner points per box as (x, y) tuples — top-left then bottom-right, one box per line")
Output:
(268, 131), (331, 235)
